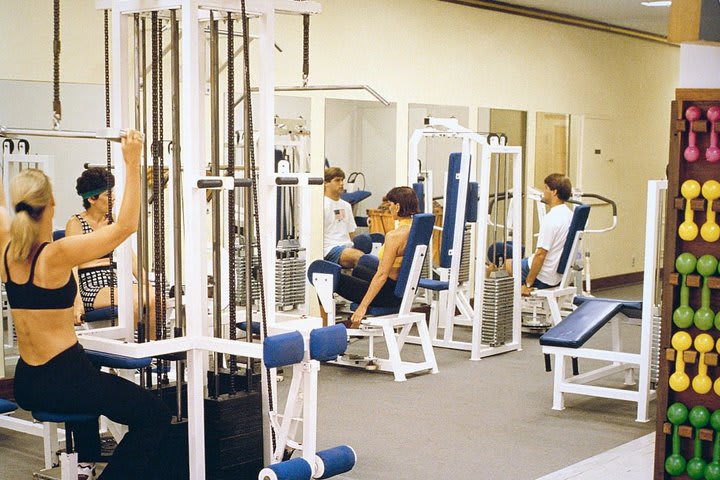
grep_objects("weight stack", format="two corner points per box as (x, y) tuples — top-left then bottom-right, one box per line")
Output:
(205, 391), (264, 480)
(650, 305), (662, 388)
(275, 244), (306, 310)
(481, 271), (514, 346)
(459, 226), (472, 283)
(236, 239), (261, 306)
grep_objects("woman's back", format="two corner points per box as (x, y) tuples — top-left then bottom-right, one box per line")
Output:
(2, 241), (79, 365)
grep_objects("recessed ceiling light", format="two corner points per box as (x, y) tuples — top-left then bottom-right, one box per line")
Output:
(641, 1), (671, 6)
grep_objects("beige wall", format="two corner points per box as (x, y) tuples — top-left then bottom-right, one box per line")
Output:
(0, 0), (680, 279)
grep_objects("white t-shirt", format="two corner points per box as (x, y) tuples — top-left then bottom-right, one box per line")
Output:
(323, 196), (357, 256)
(529, 203), (573, 286)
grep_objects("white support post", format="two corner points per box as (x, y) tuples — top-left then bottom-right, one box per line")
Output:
(178, 1), (207, 479)
(110, 1), (134, 342)
(637, 179), (666, 422)
(470, 143), (491, 361)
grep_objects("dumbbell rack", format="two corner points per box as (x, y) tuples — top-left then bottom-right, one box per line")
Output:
(656, 89), (720, 479)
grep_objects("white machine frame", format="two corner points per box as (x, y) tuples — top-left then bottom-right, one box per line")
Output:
(540, 180), (664, 422)
(407, 119), (523, 360)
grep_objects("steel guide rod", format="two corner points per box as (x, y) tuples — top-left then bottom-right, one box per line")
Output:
(209, 11), (223, 397)
(242, 9), (256, 390)
(170, 8), (185, 422)
(133, 14), (147, 355)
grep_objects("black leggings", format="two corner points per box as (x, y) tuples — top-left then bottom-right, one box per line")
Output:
(13, 343), (172, 480)
(336, 264), (401, 308)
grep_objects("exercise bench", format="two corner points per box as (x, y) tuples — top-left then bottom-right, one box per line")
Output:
(539, 296), (655, 422)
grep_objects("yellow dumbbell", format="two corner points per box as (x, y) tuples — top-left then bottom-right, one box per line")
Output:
(670, 331), (692, 392)
(680, 179), (701, 241)
(693, 333), (714, 394)
(702, 180), (720, 242)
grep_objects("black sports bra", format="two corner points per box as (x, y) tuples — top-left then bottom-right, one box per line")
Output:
(4, 242), (77, 310)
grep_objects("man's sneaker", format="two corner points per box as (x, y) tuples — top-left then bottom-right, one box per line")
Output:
(77, 462), (96, 480)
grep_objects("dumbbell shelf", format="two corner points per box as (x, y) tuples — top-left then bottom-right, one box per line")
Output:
(655, 89), (720, 480)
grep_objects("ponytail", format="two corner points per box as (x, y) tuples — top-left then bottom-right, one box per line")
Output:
(8, 169), (52, 262)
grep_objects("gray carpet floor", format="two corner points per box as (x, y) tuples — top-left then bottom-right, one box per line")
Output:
(0, 284), (655, 479)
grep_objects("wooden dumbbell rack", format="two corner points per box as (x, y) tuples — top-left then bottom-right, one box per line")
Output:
(656, 89), (720, 479)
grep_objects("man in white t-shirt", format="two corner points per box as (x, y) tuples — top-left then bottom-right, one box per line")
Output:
(506, 173), (573, 296)
(323, 167), (364, 268)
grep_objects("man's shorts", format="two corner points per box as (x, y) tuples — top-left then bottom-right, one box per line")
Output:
(324, 245), (348, 264)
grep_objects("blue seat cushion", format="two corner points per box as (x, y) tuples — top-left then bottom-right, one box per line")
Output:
(573, 296), (642, 319)
(33, 410), (97, 423)
(350, 302), (399, 316)
(0, 398), (18, 414)
(85, 350), (152, 369)
(237, 321), (261, 335)
(82, 306), (118, 323)
(539, 300), (624, 348)
(340, 190), (372, 206)
(418, 279), (449, 291)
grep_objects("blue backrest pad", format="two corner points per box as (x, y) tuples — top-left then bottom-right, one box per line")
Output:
(440, 153), (462, 268)
(465, 182), (478, 223)
(413, 182), (425, 213)
(556, 204), (591, 274)
(394, 213), (435, 298)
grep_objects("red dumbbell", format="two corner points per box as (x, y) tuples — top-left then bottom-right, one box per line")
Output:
(707, 106), (720, 163)
(685, 105), (702, 162)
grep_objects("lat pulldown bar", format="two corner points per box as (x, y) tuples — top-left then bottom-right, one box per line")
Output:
(0, 126), (142, 142)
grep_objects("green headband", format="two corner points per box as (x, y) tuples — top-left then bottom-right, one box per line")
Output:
(81, 187), (108, 200)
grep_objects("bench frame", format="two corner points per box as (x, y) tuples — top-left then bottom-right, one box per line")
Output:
(540, 180), (665, 422)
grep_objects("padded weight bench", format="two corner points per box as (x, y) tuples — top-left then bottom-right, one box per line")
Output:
(539, 296), (654, 422)
(29, 350), (152, 479)
(0, 397), (63, 469)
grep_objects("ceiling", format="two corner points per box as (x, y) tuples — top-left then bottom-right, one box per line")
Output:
(467, 0), (671, 37)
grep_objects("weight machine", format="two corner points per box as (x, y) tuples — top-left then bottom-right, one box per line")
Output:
(407, 118), (523, 360)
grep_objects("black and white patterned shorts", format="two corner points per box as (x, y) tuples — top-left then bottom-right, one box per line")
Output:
(78, 266), (116, 312)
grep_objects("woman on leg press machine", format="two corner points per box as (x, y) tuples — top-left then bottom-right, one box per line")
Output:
(310, 186), (420, 328)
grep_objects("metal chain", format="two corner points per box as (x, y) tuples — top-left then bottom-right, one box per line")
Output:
(240, 0), (275, 449)
(227, 12), (238, 393)
(52, 0), (61, 129)
(104, 9), (115, 312)
(302, 14), (309, 87)
(151, 12), (162, 349)
(157, 16), (167, 347)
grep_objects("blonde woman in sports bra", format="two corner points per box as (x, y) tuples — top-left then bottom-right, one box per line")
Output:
(1, 131), (173, 479)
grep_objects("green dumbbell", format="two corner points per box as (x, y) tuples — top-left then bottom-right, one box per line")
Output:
(695, 255), (717, 330)
(687, 405), (710, 479)
(705, 410), (720, 480)
(666, 402), (689, 476)
(675, 253), (697, 329)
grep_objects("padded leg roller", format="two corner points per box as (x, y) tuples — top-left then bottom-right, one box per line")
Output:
(307, 260), (341, 289)
(314, 445), (356, 479)
(259, 458), (313, 480)
(264, 331), (305, 369)
(352, 233), (373, 254)
(310, 325), (348, 362)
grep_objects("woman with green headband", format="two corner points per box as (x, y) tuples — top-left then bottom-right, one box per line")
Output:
(65, 167), (156, 339)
